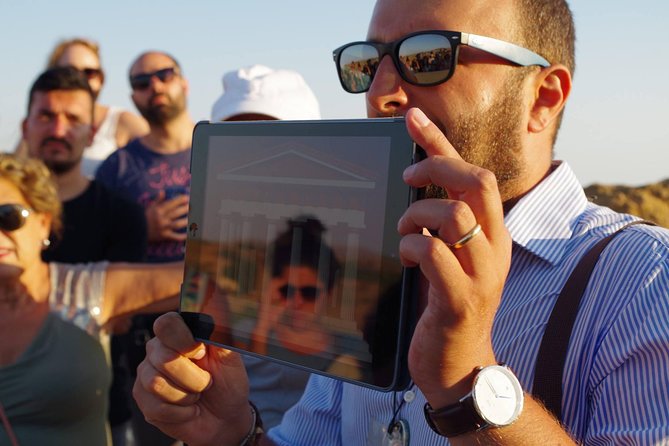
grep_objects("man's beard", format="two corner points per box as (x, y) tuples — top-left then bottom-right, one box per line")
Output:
(137, 91), (187, 125)
(39, 138), (82, 175)
(424, 71), (526, 201)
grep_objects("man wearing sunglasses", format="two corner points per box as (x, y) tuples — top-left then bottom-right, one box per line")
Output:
(133, 0), (669, 445)
(96, 50), (194, 261)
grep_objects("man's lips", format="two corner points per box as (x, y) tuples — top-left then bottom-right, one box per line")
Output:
(150, 95), (169, 106)
(41, 138), (72, 153)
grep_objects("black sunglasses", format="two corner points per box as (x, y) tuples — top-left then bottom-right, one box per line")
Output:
(278, 284), (322, 302)
(333, 30), (550, 93)
(0, 204), (31, 232)
(130, 67), (178, 91)
(78, 67), (104, 80)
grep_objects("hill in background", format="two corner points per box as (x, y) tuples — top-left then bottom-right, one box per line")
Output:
(584, 179), (669, 228)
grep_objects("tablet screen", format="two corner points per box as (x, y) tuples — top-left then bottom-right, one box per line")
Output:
(181, 118), (418, 391)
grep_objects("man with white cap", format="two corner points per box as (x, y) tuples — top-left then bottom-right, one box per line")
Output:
(210, 64), (322, 430)
(211, 64), (321, 122)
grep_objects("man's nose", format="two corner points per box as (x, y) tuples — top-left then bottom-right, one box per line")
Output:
(149, 74), (168, 91)
(366, 56), (409, 117)
(50, 114), (70, 137)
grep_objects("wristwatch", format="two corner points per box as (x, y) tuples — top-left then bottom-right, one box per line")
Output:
(424, 364), (524, 438)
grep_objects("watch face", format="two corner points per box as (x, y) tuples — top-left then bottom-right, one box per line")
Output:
(472, 365), (524, 426)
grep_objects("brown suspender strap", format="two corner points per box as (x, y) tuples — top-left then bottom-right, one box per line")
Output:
(532, 220), (654, 421)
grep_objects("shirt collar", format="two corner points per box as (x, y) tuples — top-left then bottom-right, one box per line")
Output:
(504, 161), (588, 265)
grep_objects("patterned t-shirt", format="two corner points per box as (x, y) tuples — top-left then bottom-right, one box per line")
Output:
(95, 138), (191, 263)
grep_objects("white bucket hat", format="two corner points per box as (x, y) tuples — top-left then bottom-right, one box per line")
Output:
(210, 64), (321, 121)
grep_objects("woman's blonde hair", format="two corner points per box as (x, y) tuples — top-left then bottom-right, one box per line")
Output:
(0, 154), (62, 235)
(46, 37), (101, 69)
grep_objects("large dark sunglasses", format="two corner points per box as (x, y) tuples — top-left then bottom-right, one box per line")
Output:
(333, 30), (550, 93)
(279, 285), (322, 302)
(130, 67), (178, 91)
(0, 204), (31, 232)
(77, 67), (104, 80)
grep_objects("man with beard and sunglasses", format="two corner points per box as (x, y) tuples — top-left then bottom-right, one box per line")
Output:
(96, 50), (194, 446)
(132, 0), (669, 445)
(96, 51), (193, 263)
(22, 67), (149, 446)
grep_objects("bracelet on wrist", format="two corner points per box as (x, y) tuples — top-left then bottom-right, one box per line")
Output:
(237, 401), (264, 446)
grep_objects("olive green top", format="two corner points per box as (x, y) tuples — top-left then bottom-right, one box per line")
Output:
(0, 312), (111, 446)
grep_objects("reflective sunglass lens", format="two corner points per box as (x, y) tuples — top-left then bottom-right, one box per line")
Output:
(338, 43), (379, 93)
(0, 205), (29, 231)
(279, 285), (321, 302)
(130, 75), (151, 90)
(398, 34), (453, 85)
(130, 67), (177, 90)
(82, 68), (103, 79)
(155, 67), (176, 82)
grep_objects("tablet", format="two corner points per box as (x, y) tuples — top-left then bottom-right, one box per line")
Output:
(180, 118), (420, 391)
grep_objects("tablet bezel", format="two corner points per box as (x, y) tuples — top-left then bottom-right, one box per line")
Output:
(180, 118), (420, 392)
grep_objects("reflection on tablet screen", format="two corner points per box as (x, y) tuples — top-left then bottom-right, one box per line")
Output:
(181, 120), (417, 391)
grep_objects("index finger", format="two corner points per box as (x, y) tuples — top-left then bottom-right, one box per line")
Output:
(405, 107), (460, 159)
(403, 108), (506, 241)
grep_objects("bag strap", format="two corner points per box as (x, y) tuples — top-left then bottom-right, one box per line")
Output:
(532, 220), (654, 421)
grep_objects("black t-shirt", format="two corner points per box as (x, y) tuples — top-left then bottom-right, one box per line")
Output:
(42, 179), (148, 426)
(42, 180), (147, 263)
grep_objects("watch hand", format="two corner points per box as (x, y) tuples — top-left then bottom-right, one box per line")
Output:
(484, 376), (498, 398)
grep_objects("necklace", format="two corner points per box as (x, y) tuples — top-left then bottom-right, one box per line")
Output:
(384, 381), (414, 446)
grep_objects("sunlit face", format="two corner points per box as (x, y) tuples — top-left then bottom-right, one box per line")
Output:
(365, 0), (531, 200)
(56, 43), (104, 99)
(129, 53), (188, 125)
(23, 90), (94, 175)
(272, 265), (327, 331)
(0, 179), (51, 277)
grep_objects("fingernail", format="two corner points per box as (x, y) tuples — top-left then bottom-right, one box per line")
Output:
(412, 108), (430, 128)
(403, 164), (415, 179)
(193, 347), (206, 360)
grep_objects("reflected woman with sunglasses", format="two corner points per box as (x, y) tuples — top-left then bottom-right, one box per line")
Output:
(0, 154), (181, 445)
(238, 217), (362, 429)
(252, 217), (338, 358)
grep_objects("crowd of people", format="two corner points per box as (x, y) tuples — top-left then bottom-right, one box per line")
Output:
(2, 0), (669, 445)
(0, 35), (325, 446)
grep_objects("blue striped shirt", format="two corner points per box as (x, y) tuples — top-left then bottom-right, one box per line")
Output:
(269, 162), (669, 445)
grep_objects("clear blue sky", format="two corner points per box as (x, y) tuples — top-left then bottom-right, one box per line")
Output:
(1, 1), (667, 186)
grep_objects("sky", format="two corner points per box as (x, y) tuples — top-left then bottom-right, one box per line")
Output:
(1, 1), (667, 187)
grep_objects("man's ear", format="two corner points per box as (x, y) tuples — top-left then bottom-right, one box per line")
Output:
(528, 64), (572, 133)
(21, 118), (28, 139)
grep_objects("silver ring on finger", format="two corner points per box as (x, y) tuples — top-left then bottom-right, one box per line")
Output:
(446, 223), (482, 250)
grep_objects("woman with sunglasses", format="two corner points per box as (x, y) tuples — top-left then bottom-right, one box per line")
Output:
(15, 38), (149, 177)
(48, 38), (149, 177)
(0, 154), (180, 446)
